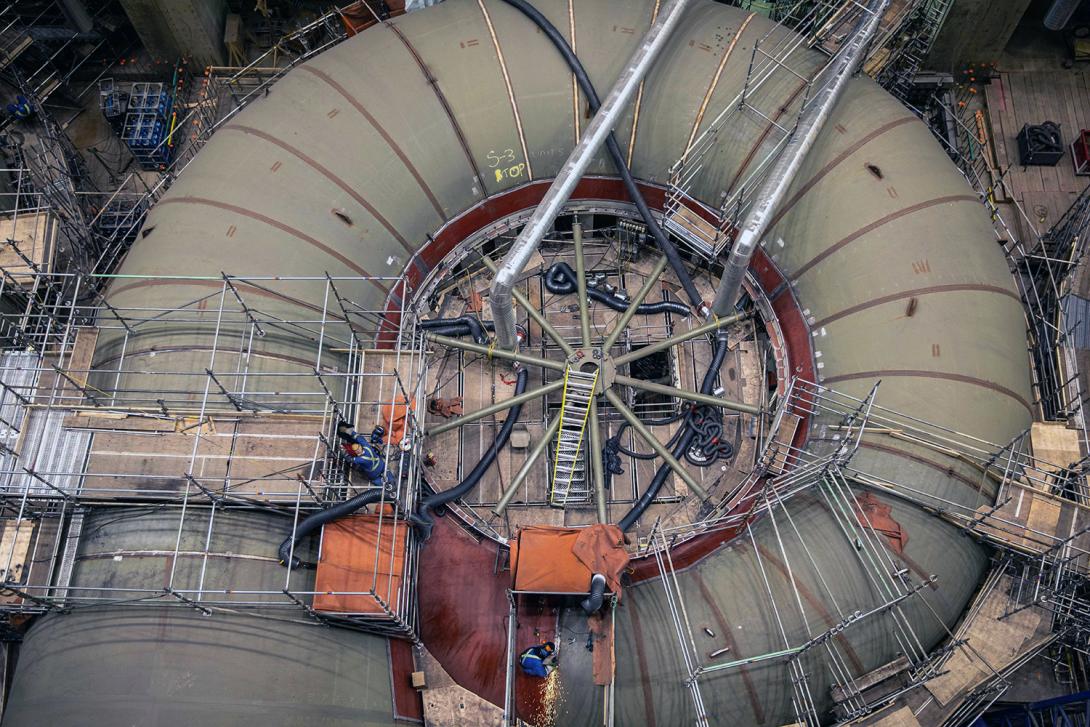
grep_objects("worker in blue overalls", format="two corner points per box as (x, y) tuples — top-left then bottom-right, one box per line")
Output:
(6, 95), (32, 122)
(337, 421), (388, 485)
(519, 641), (557, 678)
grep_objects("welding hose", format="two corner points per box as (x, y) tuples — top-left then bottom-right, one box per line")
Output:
(544, 262), (690, 316)
(618, 330), (729, 532)
(499, 0), (704, 313)
(411, 367), (529, 539)
(418, 316), (493, 344)
(278, 487), (391, 570)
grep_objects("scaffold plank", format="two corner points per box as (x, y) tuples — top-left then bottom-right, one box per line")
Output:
(925, 575), (1045, 706)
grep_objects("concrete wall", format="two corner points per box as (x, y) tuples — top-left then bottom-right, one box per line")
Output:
(926, 0), (1033, 72)
(119, 0), (226, 66)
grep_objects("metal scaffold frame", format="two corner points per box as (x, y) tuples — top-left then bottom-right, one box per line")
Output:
(648, 374), (1090, 725)
(662, 0), (940, 260)
(0, 270), (427, 638)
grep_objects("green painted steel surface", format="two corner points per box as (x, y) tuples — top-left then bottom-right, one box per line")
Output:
(1, 508), (397, 726)
(7, 0), (1031, 724)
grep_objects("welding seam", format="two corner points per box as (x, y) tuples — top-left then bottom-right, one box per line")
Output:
(789, 194), (980, 281)
(811, 283), (1021, 329)
(221, 124), (415, 254)
(385, 21), (488, 194)
(684, 11), (756, 155)
(478, 0), (534, 181)
(299, 65), (447, 220)
(820, 369), (1033, 415)
(154, 198), (391, 291)
(569, 0), (579, 145)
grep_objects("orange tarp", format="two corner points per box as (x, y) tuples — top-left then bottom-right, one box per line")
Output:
(510, 524), (630, 598)
(314, 514), (408, 614)
(338, 1), (406, 35)
(380, 395), (413, 446)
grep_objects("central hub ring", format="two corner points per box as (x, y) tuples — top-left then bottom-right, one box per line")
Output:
(567, 347), (617, 394)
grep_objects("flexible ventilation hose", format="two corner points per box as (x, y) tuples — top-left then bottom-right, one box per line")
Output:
(498, 0), (704, 313)
(418, 316), (493, 344)
(618, 331), (729, 531)
(278, 487), (390, 570)
(581, 573), (608, 614)
(412, 367), (529, 539)
(543, 262), (690, 316)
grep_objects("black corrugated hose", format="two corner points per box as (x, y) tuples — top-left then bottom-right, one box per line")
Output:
(543, 261), (690, 316)
(498, 0), (705, 314)
(278, 487), (390, 570)
(618, 331), (730, 532)
(410, 367), (529, 539)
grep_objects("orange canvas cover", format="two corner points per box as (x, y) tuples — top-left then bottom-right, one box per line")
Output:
(510, 524), (629, 598)
(380, 395), (413, 445)
(314, 514), (407, 614)
(338, 1), (405, 35)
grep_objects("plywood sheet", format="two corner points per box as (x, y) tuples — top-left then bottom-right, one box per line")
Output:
(926, 577), (1042, 706)
(0, 212), (55, 283)
(0, 519), (34, 605)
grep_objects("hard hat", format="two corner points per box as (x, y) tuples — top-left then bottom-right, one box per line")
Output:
(543, 642), (554, 652)
(350, 443), (363, 454)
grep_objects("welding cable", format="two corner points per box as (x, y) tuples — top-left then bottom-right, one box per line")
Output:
(278, 487), (391, 570)
(410, 367), (529, 540)
(604, 409), (688, 478)
(418, 316), (493, 344)
(544, 262), (690, 316)
(618, 330), (729, 531)
(498, 0), (705, 313)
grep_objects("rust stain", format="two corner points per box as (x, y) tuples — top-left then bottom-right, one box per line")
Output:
(853, 491), (908, 555)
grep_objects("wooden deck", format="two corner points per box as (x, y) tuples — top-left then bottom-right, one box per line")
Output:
(985, 69), (1089, 243)
(982, 11), (1090, 249)
(73, 413), (323, 501)
(0, 211), (56, 284)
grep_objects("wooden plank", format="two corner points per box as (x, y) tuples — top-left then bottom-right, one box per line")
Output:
(1030, 421), (1081, 470)
(0, 520), (34, 605)
(926, 577), (1042, 706)
(0, 212), (55, 283)
(66, 328), (99, 385)
(1024, 493), (1063, 551)
(863, 706), (922, 727)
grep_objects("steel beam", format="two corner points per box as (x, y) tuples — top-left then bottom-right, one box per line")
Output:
(489, 0), (693, 349)
(614, 374), (759, 415)
(427, 333), (566, 372)
(426, 379), (565, 436)
(587, 398), (607, 523)
(612, 312), (746, 366)
(481, 255), (576, 357)
(494, 415), (562, 515)
(574, 221), (592, 349)
(604, 387), (708, 501)
(601, 256), (669, 353)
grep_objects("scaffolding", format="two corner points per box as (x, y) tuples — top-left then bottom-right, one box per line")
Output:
(0, 270), (427, 638)
(646, 375), (1090, 725)
(662, 0), (937, 260)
